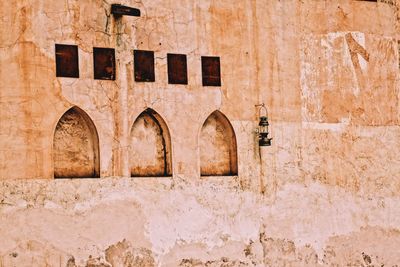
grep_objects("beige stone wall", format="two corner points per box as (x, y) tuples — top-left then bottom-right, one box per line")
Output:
(1, 0), (400, 266)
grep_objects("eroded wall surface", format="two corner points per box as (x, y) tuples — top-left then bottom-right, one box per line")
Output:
(1, 0), (400, 266)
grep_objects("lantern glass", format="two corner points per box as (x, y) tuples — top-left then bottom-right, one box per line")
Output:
(260, 124), (269, 134)
(259, 116), (269, 133)
(258, 115), (272, 146)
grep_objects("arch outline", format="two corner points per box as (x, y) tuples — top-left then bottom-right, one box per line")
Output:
(129, 108), (173, 177)
(52, 105), (100, 178)
(198, 109), (238, 176)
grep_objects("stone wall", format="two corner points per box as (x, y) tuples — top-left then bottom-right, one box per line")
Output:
(1, 0), (400, 266)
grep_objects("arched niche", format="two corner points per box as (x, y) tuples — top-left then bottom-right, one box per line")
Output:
(200, 110), (238, 176)
(53, 106), (100, 178)
(130, 108), (172, 177)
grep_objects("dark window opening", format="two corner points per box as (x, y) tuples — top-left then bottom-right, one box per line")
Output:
(93, 47), (116, 80)
(55, 44), (79, 78)
(134, 50), (155, 82)
(201, 56), (221, 86)
(167, 53), (188, 85)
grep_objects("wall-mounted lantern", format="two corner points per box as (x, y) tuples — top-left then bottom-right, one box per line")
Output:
(255, 103), (272, 147)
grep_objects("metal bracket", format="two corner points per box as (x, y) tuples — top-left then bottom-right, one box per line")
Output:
(111, 4), (141, 17)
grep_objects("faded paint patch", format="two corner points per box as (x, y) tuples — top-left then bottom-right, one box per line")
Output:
(300, 32), (398, 125)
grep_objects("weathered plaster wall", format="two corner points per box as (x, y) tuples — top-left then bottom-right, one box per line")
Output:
(1, 0), (400, 266)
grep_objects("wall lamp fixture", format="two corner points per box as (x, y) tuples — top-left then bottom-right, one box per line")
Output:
(255, 103), (272, 147)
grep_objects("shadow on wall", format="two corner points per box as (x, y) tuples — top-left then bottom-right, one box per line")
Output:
(53, 106), (100, 178)
(129, 108), (173, 177)
(200, 110), (238, 176)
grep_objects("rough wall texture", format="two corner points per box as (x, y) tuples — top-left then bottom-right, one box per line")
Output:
(1, 0), (400, 266)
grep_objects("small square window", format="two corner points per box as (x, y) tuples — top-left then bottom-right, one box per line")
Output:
(93, 47), (116, 80)
(134, 50), (155, 82)
(201, 56), (221, 86)
(167, 54), (188, 85)
(55, 44), (79, 78)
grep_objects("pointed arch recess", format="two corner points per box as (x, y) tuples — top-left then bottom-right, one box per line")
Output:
(200, 110), (238, 176)
(129, 108), (172, 177)
(53, 106), (100, 178)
